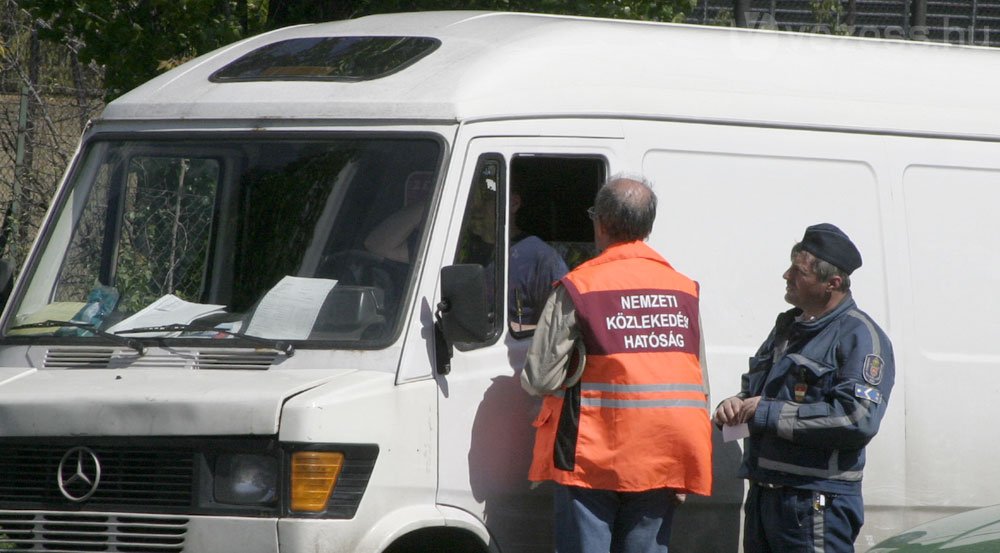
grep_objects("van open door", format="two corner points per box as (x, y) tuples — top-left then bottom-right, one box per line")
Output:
(435, 132), (616, 553)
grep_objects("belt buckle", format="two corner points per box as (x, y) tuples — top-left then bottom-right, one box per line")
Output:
(757, 482), (783, 489)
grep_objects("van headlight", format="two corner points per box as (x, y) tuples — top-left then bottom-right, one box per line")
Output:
(213, 453), (278, 505)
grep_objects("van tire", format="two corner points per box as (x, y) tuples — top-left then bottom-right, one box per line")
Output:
(383, 527), (488, 553)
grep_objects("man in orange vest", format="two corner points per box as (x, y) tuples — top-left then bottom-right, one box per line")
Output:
(521, 174), (712, 553)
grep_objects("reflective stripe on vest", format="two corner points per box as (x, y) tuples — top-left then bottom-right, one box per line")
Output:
(555, 384), (710, 410)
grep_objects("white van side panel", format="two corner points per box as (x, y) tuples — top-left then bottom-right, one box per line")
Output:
(602, 118), (1000, 548)
(894, 149), (1000, 507)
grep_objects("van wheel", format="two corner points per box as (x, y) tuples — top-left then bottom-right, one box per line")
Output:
(383, 528), (487, 553)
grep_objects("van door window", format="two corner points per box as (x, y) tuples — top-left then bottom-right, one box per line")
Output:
(451, 154), (605, 339)
(507, 155), (604, 335)
(453, 155), (505, 343)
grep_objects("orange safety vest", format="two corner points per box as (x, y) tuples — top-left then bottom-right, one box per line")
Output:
(528, 240), (712, 495)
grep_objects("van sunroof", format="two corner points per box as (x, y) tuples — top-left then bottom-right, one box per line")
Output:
(210, 36), (441, 82)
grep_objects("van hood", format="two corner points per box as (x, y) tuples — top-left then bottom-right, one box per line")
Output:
(0, 366), (356, 436)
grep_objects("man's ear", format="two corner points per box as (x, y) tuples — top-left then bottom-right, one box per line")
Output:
(593, 220), (610, 251)
(827, 275), (844, 291)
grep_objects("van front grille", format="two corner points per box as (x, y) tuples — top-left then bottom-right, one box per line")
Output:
(0, 511), (188, 553)
(0, 444), (194, 510)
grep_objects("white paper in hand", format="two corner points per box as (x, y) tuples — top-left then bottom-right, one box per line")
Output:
(722, 423), (750, 442)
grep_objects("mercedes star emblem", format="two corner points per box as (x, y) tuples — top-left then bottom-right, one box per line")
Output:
(57, 446), (102, 502)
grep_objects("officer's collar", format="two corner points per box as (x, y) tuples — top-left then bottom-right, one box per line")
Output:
(786, 294), (856, 330)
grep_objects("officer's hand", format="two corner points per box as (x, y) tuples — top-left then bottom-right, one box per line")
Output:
(713, 396), (744, 426)
(737, 396), (762, 424)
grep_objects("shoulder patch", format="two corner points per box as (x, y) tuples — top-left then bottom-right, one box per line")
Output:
(855, 383), (883, 404)
(863, 354), (884, 385)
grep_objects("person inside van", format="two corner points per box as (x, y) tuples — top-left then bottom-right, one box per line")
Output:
(363, 170), (434, 265)
(461, 178), (568, 329)
(363, 198), (427, 265)
(367, 178), (567, 329)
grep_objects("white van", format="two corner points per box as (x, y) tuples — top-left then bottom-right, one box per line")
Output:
(1, 10), (999, 553)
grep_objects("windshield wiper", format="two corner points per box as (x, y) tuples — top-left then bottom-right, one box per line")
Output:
(113, 323), (294, 357)
(10, 319), (146, 355)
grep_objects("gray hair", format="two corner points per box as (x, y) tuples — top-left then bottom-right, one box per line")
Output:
(791, 242), (852, 291)
(593, 173), (657, 243)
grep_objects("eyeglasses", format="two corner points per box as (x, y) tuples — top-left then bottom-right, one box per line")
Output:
(587, 206), (597, 221)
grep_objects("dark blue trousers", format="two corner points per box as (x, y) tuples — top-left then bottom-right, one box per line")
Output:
(744, 484), (864, 553)
(554, 484), (678, 553)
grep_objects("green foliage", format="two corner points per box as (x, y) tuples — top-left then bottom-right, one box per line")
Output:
(20, 1), (697, 102)
(116, 156), (219, 313)
(274, 0), (698, 25)
(811, 0), (850, 34)
(20, 0), (268, 100)
(711, 8), (735, 26)
(114, 239), (157, 314)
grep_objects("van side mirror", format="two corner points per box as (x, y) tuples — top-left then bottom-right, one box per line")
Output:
(437, 264), (493, 345)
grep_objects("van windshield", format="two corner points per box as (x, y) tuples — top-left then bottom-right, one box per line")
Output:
(5, 134), (441, 348)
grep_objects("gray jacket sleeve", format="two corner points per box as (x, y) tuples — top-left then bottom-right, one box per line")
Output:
(520, 286), (583, 396)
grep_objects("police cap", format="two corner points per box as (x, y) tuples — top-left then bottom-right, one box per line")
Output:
(800, 223), (862, 275)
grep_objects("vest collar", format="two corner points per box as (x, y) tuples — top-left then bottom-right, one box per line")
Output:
(578, 240), (672, 270)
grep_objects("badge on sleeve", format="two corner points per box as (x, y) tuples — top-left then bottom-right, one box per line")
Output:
(863, 354), (884, 385)
(855, 383), (882, 404)
(794, 382), (808, 402)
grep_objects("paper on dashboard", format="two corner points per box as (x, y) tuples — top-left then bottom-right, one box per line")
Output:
(244, 276), (337, 340)
(107, 294), (226, 337)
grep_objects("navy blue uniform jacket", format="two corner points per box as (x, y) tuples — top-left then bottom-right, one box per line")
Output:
(739, 295), (895, 495)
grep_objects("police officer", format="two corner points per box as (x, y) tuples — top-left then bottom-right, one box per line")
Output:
(714, 223), (894, 553)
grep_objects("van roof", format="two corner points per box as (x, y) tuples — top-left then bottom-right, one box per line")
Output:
(102, 10), (1000, 139)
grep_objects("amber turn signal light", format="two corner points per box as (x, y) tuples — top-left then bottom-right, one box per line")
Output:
(290, 451), (345, 512)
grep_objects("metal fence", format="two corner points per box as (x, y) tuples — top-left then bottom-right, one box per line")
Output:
(0, 0), (105, 270)
(2, 4), (217, 307)
(51, 161), (218, 313)
(114, 159), (219, 313)
(687, 0), (1000, 46)
(925, 0), (1000, 45)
